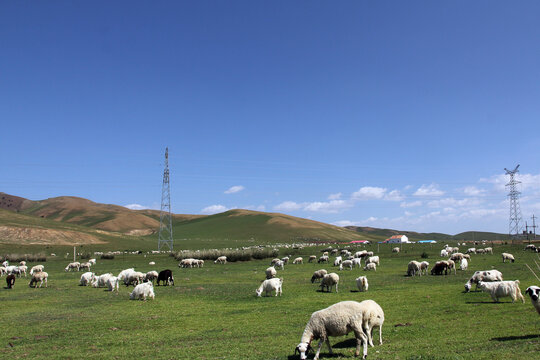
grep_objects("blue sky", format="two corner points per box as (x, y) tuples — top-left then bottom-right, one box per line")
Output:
(2, 1), (540, 235)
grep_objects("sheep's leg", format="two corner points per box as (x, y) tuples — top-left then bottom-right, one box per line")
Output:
(353, 328), (368, 359)
(313, 339), (325, 360)
(378, 324), (383, 345)
(325, 338), (333, 354)
(336, 283), (338, 293)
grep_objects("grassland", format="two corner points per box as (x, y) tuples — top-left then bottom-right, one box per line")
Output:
(1, 243), (539, 359)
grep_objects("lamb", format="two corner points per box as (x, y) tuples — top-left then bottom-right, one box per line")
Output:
(214, 256), (227, 264)
(356, 276), (368, 292)
(281, 256), (290, 264)
(407, 261), (421, 276)
(366, 256), (379, 266)
(30, 265), (44, 275)
(79, 262), (92, 271)
(392, 247), (400, 253)
(339, 260), (353, 271)
(294, 300), (384, 360)
(79, 272), (96, 286)
(352, 258), (363, 268)
(156, 269), (174, 286)
(363, 263), (376, 271)
(477, 280), (525, 303)
(256, 277), (283, 297)
(17, 265), (27, 277)
(125, 271), (145, 286)
(440, 249), (449, 257)
(270, 258), (281, 266)
(106, 276), (119, 292)
(293, 257), (303, 264)
(19, 261), (26, 266)
(319, 273), (339, 293)
(333, 256), (343, 267)
(145, 271), (159, 284)
(64, 262), (80, 272)
(195, 259), (204, 268)
(265, 266), (277, 279)
(88, 258), (97, 265)
(446, 259), (456, 275)
(525, 286), (540, 314)
(6, 274), (15, 289)
(29, 271), (48, 288)
(92, 273), (113, 288)
(311, 269), (328, 283)
(465, 270), (504, 292)
(420, 261), (429, 275)
(308, 255), (317, 263)
(129, 282), (155, 301)
(273, 260), (285, 270)
(502, 253), (515, 263)
(318, 255), (329, 264)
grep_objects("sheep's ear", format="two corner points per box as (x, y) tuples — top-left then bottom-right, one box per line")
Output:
(307, 343), (313, 354)
(294, 346), (299, 355)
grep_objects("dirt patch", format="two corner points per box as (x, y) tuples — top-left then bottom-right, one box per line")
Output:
(0, 226), (106, 245)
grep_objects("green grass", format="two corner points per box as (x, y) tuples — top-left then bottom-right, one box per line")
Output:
(1, 244), (539, 359)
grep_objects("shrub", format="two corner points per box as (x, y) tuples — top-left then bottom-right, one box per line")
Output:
(100, 253), (115, 260)
(0, 253), (47, 262)
(421, 251), (429, 259)
(80, 252), (92, 259)
(173, 248), (279, 263)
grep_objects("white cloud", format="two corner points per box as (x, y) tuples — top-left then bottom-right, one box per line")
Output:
(352, 186), (387, 200)
(333, 220), (361, 227)
(463, 186), (486, 196)
(413, 184), (444, 197)
(201, 204), (229, 215)
(427, 197), (482, 208)
(400, 200), (422, 208)
(274, 201), (303, 212)
(385, 190), (404, 201)
(125, 204), (149, 210)
(328, 192), (342, 200)
(224, 185), (245, 194)
(303, 200), (350, 213)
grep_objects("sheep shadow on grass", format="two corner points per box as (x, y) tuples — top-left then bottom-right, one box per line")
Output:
(491, 334), (540, 342)
(465, 301), (513, 304)
(287, 352), (342, 360)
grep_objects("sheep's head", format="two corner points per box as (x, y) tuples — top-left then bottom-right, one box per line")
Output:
(256, 288), (262, 297)
(464, 282), (472, 292)
(526, 286), (540, 301)
(295, 342), (312, 360)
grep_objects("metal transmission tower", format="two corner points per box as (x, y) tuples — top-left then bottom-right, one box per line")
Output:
(504, 164), (523, 238)
(158, 147), (173, 251)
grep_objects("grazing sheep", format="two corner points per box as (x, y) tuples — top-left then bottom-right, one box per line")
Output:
(524, 244), (537, 252)
(195, 259), (204, 267)
(17, 265), (27, 277)
(29, 272), (48, 288)
(130, 282), (155, 301)
(311, 269), (328, 283)
(0, 266), (5, 276)
(157, 269), (174, 286)
(431, 261), (449, 276)
(265, 267), (277, 279)
(320, 273), (339, 293)
(466, 248), (476, 254)
(392, 247), (400, 253)
(145, 271), (159, 284)
(6, 274), (15, 289)
(273, 260), (285, 270)
(295, 300), (384, 360)
(484, 247), (493, 254)
(126, 271), (145, 286)
(356, 276), (368, 292)
(440, 249), (449, 257)
(420, 261), (429, 275)
(88, 258), (97, 265)
(19, 261), (26, 266)
(476, 249), (486, 254)
(318, 255), (329, 264)
(525, 286), (540, 314)
(364, 263), (376, 271)
(339, 260), (353, 271)
(30, 265), (44, 275)
(117, 268), (135, 283)
(2, 260), (9, 267)
(308, 255), (317, 263)
(106, 276), (119, 292)
(92, 273), (113, 288)
(64, 262), (80, 272)
(450, 253), (465, 262)
(366, 256), (379, 266)
(460, 258), (468, 271)
(502, 253), (515, 263)
(354, 250), (367, 258)
(333, 256), (343, 267)
(79, 272), (96, 286)
(465, 270), (504, 292)
(293, 257), (303, 264)
(79, 262), (92, 271)
(478, 280), (525, 303)
(352, 258), (363, 268)
(446, 260), (456, 275)
(407, 261), (421, 276)
(281, 257), (290, 264)
(256, 277), (283, 297)
(214, 256), (227, 264)
(270, 258), (281, 266)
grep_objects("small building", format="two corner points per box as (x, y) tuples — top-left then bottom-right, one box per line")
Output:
(417, 240), (437, 244)
(350, 240), (370, 244)
(383, 235), (410, 244)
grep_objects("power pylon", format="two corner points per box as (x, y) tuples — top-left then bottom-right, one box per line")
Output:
(504, 164), (523, 238)
(158, 147), (173, 251)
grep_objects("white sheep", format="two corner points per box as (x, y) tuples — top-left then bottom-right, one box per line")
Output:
(308, 255), (317, 263)
(407, 261), (421, 276)
(79, 272), (96, 286)
(356, 276), (368, 292)
(295, 300), (384, 360)
(311, 269), (328, 283)
(440, 249), (449, 257)
(64, 262), (80, 272)
(149, 261), (156, 266)
(145, 271), (159, 284)
(0, 266), (5, 276)
(256, 277), (283, 297)
(88, 258), (97, 265)
(117, 268), (135, 284)
(366, 256), (379, 266)
(19, 261), (26, 266)
(339, 260), (353, 271)
(320, 273), (339, 293)
(265, 266), (277, 279)
(293, 257), (303, 264)
(126, 271), (145, 286)
(92, 273), (113, 288)
(17, 265), (27, 277)
(460, 258), (468, 271)
(273, 260), (285, 270)
(354, 250), (367, 258)
(364, 263), (376, 271)
(465, 270), (503, 292)
(478, 280), (525, 303)
(281, 256), (290, 264)
(333, 256), (343, 267)
(466, 248), (476, 254)
(502, 253), (515, 263)
(525, 286), (540, 314)
(484, 247), (493, 254)
(130, 282), (155, 301)
(214, 256), (227, 264)
(30, 265), (44, 275)
(106, 275), (119, 292)
(29, 271), (48, 288)
(420, 261), (429, 275)
(392, 247), (400, 253)
(318, 255), (329, 264)
(2, 260), (8, 267)
(352, 258), (363, 268)
(79, 262), (92, 271)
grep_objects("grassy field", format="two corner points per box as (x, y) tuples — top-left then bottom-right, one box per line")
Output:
(1, 243), (539, 359)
